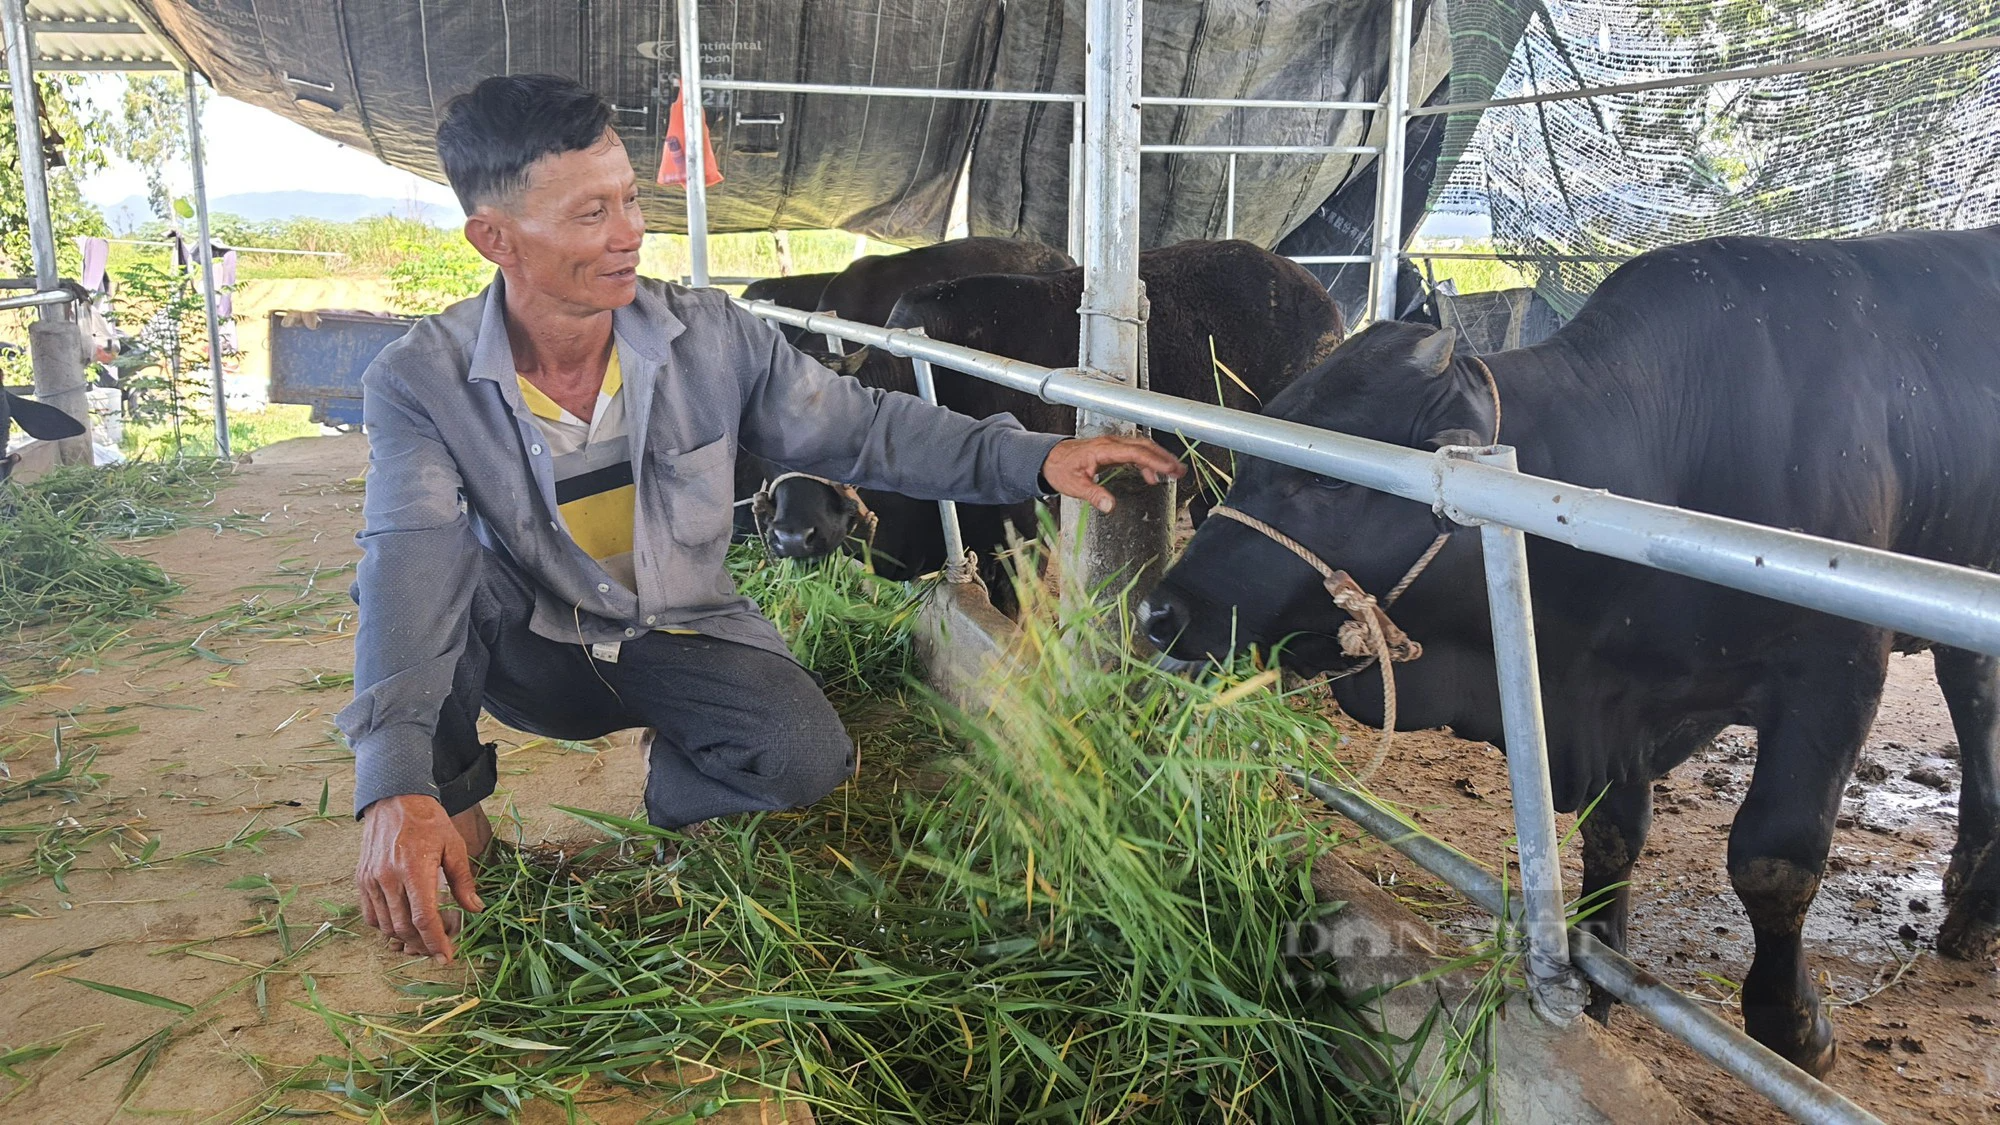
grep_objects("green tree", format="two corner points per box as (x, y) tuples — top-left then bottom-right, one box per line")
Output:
(110, 257), (230, 456)
(387, 237), (492, 316)
(0, 74), (110, 279)
(110, 74), (190, 221)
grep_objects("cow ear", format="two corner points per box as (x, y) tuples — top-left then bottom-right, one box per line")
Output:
(1425, 428), (1485, 450)
(836, 348), (871, 377)
(1409, 328), (1456, 377)
(6, 392), (86, 440)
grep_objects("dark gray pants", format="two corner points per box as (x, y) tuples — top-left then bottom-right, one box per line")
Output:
(432, 551), (854, 828)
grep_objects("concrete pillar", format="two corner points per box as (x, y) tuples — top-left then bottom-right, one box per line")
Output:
(29, 319), (90, 465)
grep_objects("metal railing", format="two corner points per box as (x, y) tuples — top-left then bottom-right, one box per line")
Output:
(0, 288), (76, 312)
(738, 298), (1916, 1125)
(680, 3), (2000, 1121)
(671, 0), (1402, 316)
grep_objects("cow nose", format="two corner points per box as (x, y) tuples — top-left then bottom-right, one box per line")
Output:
(767, 525), (820, 558)
(1138, 590), (1188, 652)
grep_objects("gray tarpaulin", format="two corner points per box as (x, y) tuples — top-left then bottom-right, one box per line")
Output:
(137, 0), (1451, 250)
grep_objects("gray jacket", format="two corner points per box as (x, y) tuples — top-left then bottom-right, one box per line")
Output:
(336, 276), (1062, 813)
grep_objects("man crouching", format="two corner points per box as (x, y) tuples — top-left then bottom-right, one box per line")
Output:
(339, 74), (1181, 961)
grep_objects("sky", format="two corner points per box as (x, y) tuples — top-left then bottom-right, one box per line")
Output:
(76, 76), (464, 221)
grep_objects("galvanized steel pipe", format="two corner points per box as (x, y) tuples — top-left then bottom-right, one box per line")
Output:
(1474, 444), (1587, 1023)
(1286, 769), (1885, 1125)
(2, 0), (57, 298)
(0, 289), (74, 312)
(908, 338), (973, 583)
(675, 0), (710, 287)
(1368, 0), (1415, 324)
(186, 70), (231, 459)
(1140, 143), (1380, 155)
(700, 77), (1084, 104)
(737, 301), (2000, 660)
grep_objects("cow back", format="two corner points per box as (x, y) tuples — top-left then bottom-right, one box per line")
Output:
(1507, 226), (2000, 572)
(816, 237), (1074, 327)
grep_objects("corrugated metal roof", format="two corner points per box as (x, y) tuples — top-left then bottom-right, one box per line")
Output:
(22, 0), (183, 72)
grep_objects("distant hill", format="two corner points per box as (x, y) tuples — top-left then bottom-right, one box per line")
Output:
(101, 190), (462, 231)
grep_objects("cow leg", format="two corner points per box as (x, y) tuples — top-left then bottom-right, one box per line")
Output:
(1579, 780), (1654, 1023)
(1729, 632), (1889, 1079)
(1934, 646), (2000, 963)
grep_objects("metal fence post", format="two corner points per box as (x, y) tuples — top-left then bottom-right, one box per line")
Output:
(1368, 0), (1415, 324)
(1065, 0), (1172, 612)
(1066, 110), (1085, 263)
(1472, 443), (1588, 1024)
(907, 329), (975, 584)
(1224, 153), (1236, 240)
(676, 0), (711, 287)
(3, 0), (53, 297)
(4, 0), (89, 465)
(186, 70), (231, 459)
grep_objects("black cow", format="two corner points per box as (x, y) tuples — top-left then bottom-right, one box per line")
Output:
(733, 239), (1075, 544)
(1139, 228), (2000, 1076)
(765, 240), (1347, 597)
(1, 388), (87, 481)
(740, 272), (836, 347)
(814, 237), (1074, 327)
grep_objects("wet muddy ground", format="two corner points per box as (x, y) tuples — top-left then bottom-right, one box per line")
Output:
(1331, 651), (2000, 1122)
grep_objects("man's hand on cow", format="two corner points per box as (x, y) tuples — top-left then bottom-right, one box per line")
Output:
(356, 794), (486, 963)
(1041, 435), (1186, 513)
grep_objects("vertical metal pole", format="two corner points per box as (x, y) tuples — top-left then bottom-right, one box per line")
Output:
(1368, 0), (1415, 324)
(1224, 153), (1236, 240)
(3, 0), (55, 299)
(676, 0), (710, 287)
(186, 70), (231, 459)
(6, 1), (88, 465)
(1065, 0), (1169, 612)
(1475, 443), (1587, 1025)
(909, 333), (973, 583)
(1066, 110), (1084, 261)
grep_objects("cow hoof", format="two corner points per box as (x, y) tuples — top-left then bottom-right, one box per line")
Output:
(1747, 1008), (1838, 1079)
(1778, 1018), (1840, 1080)
(1943, 853), (1971, 908)
(1936, 911), (2000, 964)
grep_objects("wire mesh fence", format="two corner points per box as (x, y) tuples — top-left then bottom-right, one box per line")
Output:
(1434, 0), (2000, 313)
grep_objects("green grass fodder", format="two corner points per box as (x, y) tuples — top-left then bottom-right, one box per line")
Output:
(282, 548), (1413, 1123)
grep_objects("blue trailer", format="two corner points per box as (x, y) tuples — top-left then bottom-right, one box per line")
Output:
(266, 309), (416, 429)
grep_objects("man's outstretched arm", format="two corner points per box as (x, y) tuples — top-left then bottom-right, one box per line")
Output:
(733, 308), (1183, 506)
(336, 367), (488, 962)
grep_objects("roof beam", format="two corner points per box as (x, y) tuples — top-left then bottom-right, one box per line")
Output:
(29, 19), (144, 36)
(38, 56), (177, 70)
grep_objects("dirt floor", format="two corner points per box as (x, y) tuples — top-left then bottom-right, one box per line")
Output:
(1333, 658), (2000, 1123)
(5, 434), (1996, 1123)
(0, 436), (802, 1123)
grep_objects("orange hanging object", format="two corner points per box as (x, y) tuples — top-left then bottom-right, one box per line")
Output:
(658, 88), (724, 187)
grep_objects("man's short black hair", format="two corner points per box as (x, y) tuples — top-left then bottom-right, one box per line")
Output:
(436, 74), (615, 212)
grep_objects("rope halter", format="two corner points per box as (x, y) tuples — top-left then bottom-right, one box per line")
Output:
(1198, 354), (1502, 779)
(752, 471), (879, 550)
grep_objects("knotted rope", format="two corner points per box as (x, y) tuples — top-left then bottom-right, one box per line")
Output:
(751, 472), (879, 551)
(1204, 353), (1503, 780)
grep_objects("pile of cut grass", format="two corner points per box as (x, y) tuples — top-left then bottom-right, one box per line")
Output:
(268, 549), (1468, 1123)
(0, 458), (239, 677)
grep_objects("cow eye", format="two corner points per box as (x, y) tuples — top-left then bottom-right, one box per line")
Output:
(1309, 475), (1352, 492)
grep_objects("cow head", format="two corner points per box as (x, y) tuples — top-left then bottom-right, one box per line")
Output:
(756, 474), (871, 560)
(1140, 321), (1498, 684)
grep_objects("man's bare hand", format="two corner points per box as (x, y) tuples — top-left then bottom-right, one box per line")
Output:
(356, 794), (485, 962)
(1041, 435), (1187, 513)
